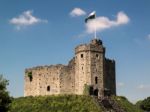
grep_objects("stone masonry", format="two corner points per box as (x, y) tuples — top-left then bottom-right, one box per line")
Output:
(24, 39), (116, 97)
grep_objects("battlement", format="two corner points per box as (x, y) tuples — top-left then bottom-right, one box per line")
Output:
(75, 39), (105, 54)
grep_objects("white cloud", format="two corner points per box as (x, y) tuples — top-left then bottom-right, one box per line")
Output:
(137, 84), (150, 90)
(9, 10), (48, 30)
(117, 82), (125, 87)
(86, 11), (130, 33)
(70, 8), (86, 17)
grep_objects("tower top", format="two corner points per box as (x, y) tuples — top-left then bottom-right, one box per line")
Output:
(90, 38), (102, 45)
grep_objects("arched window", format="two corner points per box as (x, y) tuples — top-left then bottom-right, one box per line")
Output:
(47, 86), (50, 91)
(95, 77), (98, 84)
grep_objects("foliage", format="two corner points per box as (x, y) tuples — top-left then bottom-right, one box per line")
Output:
(112, 96), (143, 112)
(0, 75), (12, 112)
(83, 84), (90, 95)
(27, 72), (32, 81)
(136, 97), (150, 111)
(10, 95), (102, 112)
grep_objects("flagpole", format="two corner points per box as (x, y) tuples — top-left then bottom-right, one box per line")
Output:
(94, 12), (97, 39)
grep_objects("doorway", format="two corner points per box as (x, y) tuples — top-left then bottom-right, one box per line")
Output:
(94, 89), (98, 96)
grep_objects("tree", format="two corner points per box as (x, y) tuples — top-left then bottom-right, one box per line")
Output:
(136, 97), (150, 111)
(140, 97), (150, 111)
(0, 75), (11, 112)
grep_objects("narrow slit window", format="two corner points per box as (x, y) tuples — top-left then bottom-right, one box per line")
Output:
(95, 77), (98, 84)
(81, 54), (83, 58)
(82, 66), (83, 70)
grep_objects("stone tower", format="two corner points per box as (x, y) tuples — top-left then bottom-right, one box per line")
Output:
(24, 38), (116, 97)
(75, 39), (105, 97)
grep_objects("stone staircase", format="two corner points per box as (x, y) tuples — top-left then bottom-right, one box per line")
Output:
(92, 96), (126, 112)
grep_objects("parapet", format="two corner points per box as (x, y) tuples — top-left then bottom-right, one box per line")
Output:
(25, 64), (66, 73)
(90, 39), (103, 45)
(75, 39), (105, 54)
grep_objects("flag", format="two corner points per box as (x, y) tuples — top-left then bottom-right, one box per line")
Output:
(85, 11), (96, 23)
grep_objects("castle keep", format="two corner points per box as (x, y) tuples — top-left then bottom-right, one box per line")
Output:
(24, 39), (116, 97)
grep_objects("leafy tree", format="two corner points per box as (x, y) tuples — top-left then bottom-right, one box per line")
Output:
(0, 75), (11, 112)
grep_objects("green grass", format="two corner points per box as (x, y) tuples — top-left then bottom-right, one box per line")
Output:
(10, 95), (102, 112)
(112, 96), (143, 112)
(9, 95), (144, 112)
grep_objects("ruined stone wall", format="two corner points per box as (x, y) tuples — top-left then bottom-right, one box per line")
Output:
(60, 58), (75, 94)
(24, 60), (76, 96)
(24, 65), (64, 96)
(24, 68), (40, 96)
(104, 59), (116, 95)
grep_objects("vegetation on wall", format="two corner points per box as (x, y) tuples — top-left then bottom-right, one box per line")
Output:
(27, 72), (32, 81)
(83, 84), (91, 95)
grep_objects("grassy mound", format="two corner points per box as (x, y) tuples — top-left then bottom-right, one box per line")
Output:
(10, 95), (102, 112)
(9, 95), (144, 112)
(112, 96), (143, 112)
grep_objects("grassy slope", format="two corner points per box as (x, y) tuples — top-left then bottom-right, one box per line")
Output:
(112, 96), (143, 112)
(10, 95), (143, 112)
(10, 95), (102, 112)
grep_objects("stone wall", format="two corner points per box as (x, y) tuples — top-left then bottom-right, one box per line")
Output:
(60, 58), (75, 94)
(25, 65), (63, 96)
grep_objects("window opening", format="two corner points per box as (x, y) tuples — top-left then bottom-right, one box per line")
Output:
(95, 77), (98, 84)
(47, 86), (50, 91)
(96, 54), (99, 59)
(81, 54), (83, 58)
(28, 72), (33, 82)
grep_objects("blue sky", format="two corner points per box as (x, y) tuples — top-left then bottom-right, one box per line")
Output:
(0, 0), (150, 103)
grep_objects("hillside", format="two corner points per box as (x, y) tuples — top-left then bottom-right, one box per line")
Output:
(10, 95), (143, 112)
(112, 96), (143, 112)
(136, 97), (150, 111)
